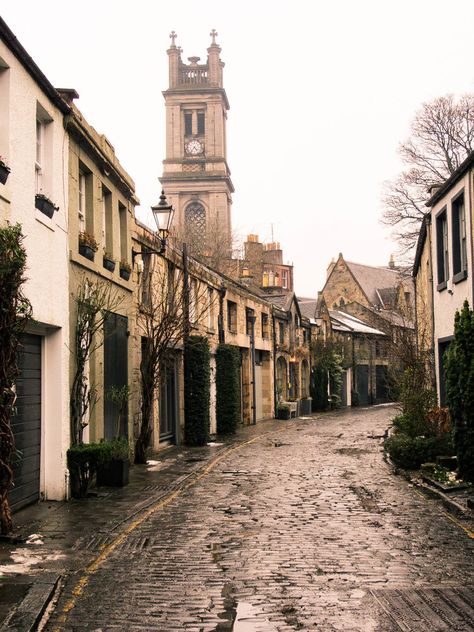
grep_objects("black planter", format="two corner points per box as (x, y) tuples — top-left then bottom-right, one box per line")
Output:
(103, 257), (116, 272)
(35, 194), (57, 218)
(0, 164), (10, 185)
(299, 397), (312, 415)
(97, 459), (129, 487)
(79, 243), (95, 261)
(276, 408), (291, 420)
(119, 267), (131, 281)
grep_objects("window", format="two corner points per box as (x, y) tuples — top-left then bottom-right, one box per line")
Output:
(261, 313), (269, 339)
(207, 288), (215, 331)
(197, 111), (205, 135)
(119, 201), (127, 262)
(189, 278), (198, 323)
(279, 321), (285, 344)
(281, 269), (288, 289)
(79, 163), (92, 234)
(436, 209), (449, 289)
(452, 192), (467, 283)
(102, 185), (112, 254)
(246, 308), (255, 336)
(184, 112), (193, 136)
(78, 172), (86, 232)
(185, 202), (206, 255)
(35, 102), (53, 196)
(227, 300), (237, 332)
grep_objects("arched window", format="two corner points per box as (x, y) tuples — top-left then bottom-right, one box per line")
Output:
(276, 357), (287, 401)
(185, 202), (206, 254)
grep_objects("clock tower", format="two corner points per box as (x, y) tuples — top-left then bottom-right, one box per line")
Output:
(160, 30), (234, 256)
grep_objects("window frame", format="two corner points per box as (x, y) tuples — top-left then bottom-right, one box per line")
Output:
(451, 190), (468, 284)
(436, 207), (449, 291)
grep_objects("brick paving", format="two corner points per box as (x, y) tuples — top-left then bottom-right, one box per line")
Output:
(45, 405), (474, 631)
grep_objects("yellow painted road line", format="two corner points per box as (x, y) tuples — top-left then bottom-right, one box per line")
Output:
(413, 486), (474, 539)
(52, 423), (296, 630)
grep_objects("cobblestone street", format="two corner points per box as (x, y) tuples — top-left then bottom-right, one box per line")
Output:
(48, 405), (474, 631)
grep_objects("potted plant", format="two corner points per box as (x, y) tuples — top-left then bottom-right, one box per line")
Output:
(78, 231), (98, 261)
(103, 251), (116, 272)
(35, 192), (59, 218)
(0, 157), (11, 185)
(119, 259), (131, 281)
(276, 403), (291, 420)
(97, 386), (131, 487)
(96, 437), (130, 487)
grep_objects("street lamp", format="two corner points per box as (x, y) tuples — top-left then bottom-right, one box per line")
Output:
(132, 190), (175, 264)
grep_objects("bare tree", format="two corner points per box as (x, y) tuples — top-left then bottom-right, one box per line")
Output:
(382, 94), (474, 255)
(170, 216), (242, 278)
(135, 249), (218, 464)
(70, 275), (124, 446)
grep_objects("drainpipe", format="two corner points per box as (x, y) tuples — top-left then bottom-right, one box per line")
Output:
(218, 286), (227, 344)
(272, 312), (277, 416)
(182, 242), (190, 342)
(248, 313), (257, 425)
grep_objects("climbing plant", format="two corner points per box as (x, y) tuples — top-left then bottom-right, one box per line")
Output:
(184, 335), (210, 446)
(310, 339), (343, 411)
(445, 300), (474, 482)
(216, 344), (241, 434)
(70, 275), (123, 446)
(0, 224), (32, 534)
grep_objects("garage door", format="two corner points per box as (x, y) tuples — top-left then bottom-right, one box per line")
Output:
(10, 334), (42, 511)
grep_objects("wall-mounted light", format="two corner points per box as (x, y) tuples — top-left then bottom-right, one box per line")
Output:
(132, 190), (175, 264)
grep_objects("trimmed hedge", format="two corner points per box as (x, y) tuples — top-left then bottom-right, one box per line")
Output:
(184, 335), (210, 446)
(67, 442), (107, 498)
(216, 344), (241, 434)
(385, 432), (454, 470)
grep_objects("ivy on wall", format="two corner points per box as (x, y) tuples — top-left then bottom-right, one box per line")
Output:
(216, 344), (241, 434)
(184, 335), (210, 446)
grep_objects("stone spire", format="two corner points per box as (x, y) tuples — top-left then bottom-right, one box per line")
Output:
(167, 30), (181, 88)
(207, 29), (223, 87)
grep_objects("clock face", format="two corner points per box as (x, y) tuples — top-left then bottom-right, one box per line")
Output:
(186, 139), (203, 155)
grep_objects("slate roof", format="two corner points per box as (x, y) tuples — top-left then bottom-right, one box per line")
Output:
(297, 296), (318, 320)
(329, 311), (386, 336)
(345, 260), (403, 307)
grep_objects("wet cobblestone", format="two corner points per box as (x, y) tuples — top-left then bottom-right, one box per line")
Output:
(48, 406), (474, 631)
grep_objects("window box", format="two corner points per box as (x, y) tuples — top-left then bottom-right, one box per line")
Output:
(35, 193), (58, 218)
(119, 260), (131, 281)
(0, 161), (10, 185)
(103, 254), (116, 273)
(78, 231), (98, 261)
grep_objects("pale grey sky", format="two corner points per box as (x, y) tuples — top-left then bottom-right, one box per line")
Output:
(3, 0), (474, 295)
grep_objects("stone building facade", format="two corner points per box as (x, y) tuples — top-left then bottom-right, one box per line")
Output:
(64, 94), (139, 445)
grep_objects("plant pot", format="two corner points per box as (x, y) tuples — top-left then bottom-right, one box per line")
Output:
(0, 164), (10, 185)
(300, 397), (312, 415)
(35, 194), (57, 218)
(103, 257), (116, 272)
(276, 408), (291, 420)
(119, 267), (131, 281)
(79, 242), (95, 261)
(97, 459), (129, 487)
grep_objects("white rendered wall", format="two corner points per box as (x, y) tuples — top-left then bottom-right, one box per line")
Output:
(0, 41), (70, 501)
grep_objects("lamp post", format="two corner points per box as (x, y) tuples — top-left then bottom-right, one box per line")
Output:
(132, 190), (175, 264)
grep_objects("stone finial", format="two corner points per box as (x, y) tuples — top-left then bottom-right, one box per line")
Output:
(210, 29), (218, 45)
(169, 31), (177, 46)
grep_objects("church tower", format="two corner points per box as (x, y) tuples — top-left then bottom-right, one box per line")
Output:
(160, 30), (234, 255)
